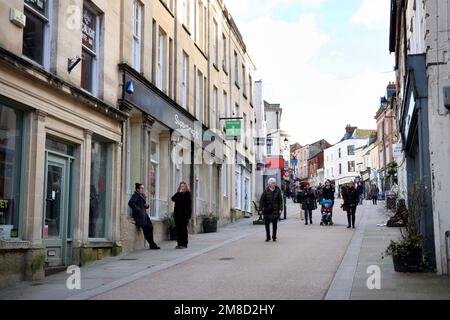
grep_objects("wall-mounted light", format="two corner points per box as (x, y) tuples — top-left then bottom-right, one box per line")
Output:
(68, 56), (81, 74)
(126, 80), (134, 94)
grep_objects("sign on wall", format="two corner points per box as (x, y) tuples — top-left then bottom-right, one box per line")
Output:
(225, 120), (241, 141)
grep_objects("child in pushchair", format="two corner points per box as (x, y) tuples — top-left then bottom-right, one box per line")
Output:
(320, 199), (334, 226)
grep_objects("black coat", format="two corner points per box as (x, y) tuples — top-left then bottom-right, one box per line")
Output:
(298, 189), (316, 210)
(128, 192), (149, 226)
(171, 192), (192, 223)
(343, 187), (358, 206)
(260, 187), (283, 219)
(322, 186), (335, 201)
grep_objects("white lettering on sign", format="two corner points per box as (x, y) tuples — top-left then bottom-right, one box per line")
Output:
(174, 115), (200, 141)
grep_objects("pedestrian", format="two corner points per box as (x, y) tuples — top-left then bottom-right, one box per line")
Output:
(260, 178), (283, 242)
(370, 184), (379, 205)
(284, 185), (292, 199)
(343, 181), (358, 229)
(299, 186), (316, 225)
(317, 183), (324, 204)
(128, 183), (160, 250)
(171, 182), (192, 249)
(322, 179), (335, 207)
(356, 183), (364, 205)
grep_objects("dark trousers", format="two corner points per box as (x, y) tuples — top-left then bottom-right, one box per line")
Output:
(176, 220), (189, 247)
(265, 217), (278, 240)
(141, 217), (156, 246)
(304, 209), (313, 223)
(347, 205), (357, 227)
(372, 196), (377, 205)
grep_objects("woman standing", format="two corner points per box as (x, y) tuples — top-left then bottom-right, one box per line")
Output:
(171, 182), (192, 249)
(343, 182), (359, 229)
(299, 186), (316, 225)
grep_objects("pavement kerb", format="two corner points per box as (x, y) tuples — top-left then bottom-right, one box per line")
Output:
(66, 225), (266, 300)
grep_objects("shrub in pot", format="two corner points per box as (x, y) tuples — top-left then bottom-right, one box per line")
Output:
(201, 214), (218, 233)
(162, 214), (177, 241)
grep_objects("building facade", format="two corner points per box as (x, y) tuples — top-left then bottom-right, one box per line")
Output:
(389, 0), (450, 275)
(0, 0), (258, 287)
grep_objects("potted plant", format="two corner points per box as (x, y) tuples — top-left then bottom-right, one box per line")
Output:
(386, 181), (426, 272)
(201, 213), (218, 233)
(162, 214), (177, 241)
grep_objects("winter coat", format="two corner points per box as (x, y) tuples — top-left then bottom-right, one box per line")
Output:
(260, 187), (283, 219)
(322, 186), (335, 201)
(298, 189), (316, 210)
(343, 187), (359, 206)
(128, 192), (149, 226)
(370, 186), (379, 197)
(171, 192), (192, 223)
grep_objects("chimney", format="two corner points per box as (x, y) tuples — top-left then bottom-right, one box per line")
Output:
(345, 125), (357, 134)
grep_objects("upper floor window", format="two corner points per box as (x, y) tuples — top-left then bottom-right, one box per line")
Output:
(249, 75), (253, 105)
(81, 3), (101, 95)
(222, 34), (227, 71)
(23, 0), (52, 68)
(133, 1), (143, 72)
(338, 148), (341, 158)
(242, 65), (247, 98)
(182, 52), (189, 110)
(347, 145), (355, 156)
(234, 51), (239, 87)
(157, 28), (167, 92)
(212, 19), (218, 67)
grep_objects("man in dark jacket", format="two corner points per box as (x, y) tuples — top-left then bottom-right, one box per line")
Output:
(298, 186), (316, 225)
(343, 182), (358, 229)
(260, 178), (283, 242)
(128, 183), (160, 250)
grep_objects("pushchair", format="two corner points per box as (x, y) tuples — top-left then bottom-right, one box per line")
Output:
(320, 199), (334, 226)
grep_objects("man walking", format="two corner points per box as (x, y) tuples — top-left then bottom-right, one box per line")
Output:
(260, 178), (283, 242)
(128, 183), (160, 250)
(370, 184), (379, 205)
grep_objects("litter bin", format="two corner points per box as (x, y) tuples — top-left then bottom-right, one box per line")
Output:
(386, 192), (397, 210)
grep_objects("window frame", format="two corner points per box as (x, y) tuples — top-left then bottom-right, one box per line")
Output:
(81, 3), (101, 96)
(132, 1), (143, 72)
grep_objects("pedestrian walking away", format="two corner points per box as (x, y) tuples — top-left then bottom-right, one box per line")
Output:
(370, 183), (379, 205)
(356, 183), (364, 205)
(260, 178), (283, 242)
(298, 186), (316, 225)
(128, 183), (160, 250)
(171, 182), (192, 249)
(342, 181), (358, 229)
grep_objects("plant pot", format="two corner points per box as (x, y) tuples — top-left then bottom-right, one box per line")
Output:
(392, 249), (423, 272)
(202, 219), (217, 233)
(169, 227), (177, 241)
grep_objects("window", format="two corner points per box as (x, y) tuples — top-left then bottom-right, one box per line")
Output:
(347, 145), (355, 156)
(157, 28), (167, 92)
(133, 1), (142, 72)
(195, 69), (204, 121)
(203, 4), (208, 52)
(179, 0), (188, 26)
(89, 140), (108, 239)
(182, 52), (189, 109)
(222, 34), (227, 71)
(222, 91), (228, 119)
(81, 4), (100, 95)
(222, 156), (228, 197)
(243, 113), (247, 148)
(348, 161), (355, 173)
(338, 148), (341, 158)
(242, 65), (247, 97)
(234, 51), (239, 87)
(212, 86), (218, 130)
(0, 104), (23, 237)
(23, 0), (51, 67)
(250, 121), (254, 153)
(149, 140), (160, 218)
(339, 163), (342, 175)
(249, 75), (253, 105)
(212, 20), (218, 67)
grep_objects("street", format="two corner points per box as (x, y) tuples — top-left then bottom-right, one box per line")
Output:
(93, 199), (358, 300)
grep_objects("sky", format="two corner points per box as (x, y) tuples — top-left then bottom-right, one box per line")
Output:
(224, 0), (395, 145)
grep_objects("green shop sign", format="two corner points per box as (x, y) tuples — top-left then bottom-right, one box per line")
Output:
(225, 120), (241, 141)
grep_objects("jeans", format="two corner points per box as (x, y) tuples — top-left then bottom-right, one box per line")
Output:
(304, 209), (313, 223)
(265, 217), (278, 240)
(141, 216), (157, 246)
(347, 205), (357, 227)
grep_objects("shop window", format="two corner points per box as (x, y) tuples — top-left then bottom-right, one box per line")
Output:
(89, 140), (108, 238)
(148, 140), (160, 218)
(0, 105), (23, 238)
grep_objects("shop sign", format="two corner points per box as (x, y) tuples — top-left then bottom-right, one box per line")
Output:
(82, 7), (96, 51)
(225, 120), (241, 141)
(25, 0), (46, 15)
(393, 143), (402, 159)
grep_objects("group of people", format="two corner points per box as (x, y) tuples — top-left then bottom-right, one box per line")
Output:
(128, 182), (193, 250)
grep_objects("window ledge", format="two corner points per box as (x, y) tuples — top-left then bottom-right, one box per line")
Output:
(0, 239), (31, 250)
(83, 241), (116, 248)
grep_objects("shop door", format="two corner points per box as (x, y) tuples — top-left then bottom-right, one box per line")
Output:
(43, 153), (72, 267)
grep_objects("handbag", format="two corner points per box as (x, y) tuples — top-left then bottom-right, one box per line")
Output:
(341, 203), (348, 212)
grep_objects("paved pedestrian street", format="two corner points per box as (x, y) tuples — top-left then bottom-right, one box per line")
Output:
(1, 200), (449, 300)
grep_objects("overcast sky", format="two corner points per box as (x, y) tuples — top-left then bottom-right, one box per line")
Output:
(224, 0), (395, 145)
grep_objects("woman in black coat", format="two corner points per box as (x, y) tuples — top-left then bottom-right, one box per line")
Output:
(298, 187), (316, 225)
(322, 180), (335, 206)
(343, 182), (359, 229)
(171, 182), (192, 249)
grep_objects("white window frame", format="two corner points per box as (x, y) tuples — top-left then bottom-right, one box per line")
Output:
(223, 156), (228, 197)
(149, 139), (161, 218)
(222, 33), (227, 71)
(195, 69), (203, 121)
(223, 90), (228, 119)
(182, 52), (189, 110)
(234, 51), (239, 87)
(133, 1), (142, 72)
(212, 86), (218, 130)
(157, 28), (167, 92)
(212, 19), (218, 66)
(81, 3), (101, 96)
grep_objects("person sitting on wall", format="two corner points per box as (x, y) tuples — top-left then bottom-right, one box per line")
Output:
(128, 183), (160, 250)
